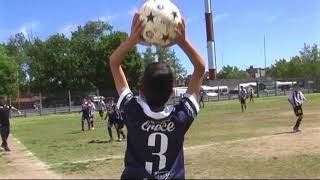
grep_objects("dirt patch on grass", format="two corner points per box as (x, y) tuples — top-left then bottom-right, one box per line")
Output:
(186, 127), (320, 158)
(184, 127), (320, 179)
(0, 136), (62, 179)
(279, 109), (320, 118)
(234, 128), (320, 157)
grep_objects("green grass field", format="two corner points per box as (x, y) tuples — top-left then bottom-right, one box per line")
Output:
(8, 94), (320, 178)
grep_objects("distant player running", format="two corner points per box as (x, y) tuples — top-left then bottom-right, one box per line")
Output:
(0, 96), (21, 151)
(288, 85), (307, 133)
(80, 98), (90, 131)
(97, 97), (106, 121)
(199, 89), (205, 108)
(105, 103), (118, 142)
(114, 107), (126, 142)
(110, 14), (205, 179)
(249, 89), (254, 103)
(88, 98), (96, 130)
(239, 86), (247, 112)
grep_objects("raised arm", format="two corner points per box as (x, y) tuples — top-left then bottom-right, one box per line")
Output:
(109, 13), (145, 95)
(175, 20), (205, 97)
(10, 106), (21, 114)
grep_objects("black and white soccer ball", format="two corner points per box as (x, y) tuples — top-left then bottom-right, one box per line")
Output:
(139, 0), (182, 47)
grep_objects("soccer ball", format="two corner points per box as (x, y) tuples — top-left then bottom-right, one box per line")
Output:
(138, 0), (182, 47)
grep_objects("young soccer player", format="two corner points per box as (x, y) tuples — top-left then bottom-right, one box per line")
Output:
(97, 97), (106, 121)
(288, 85), (307, 133)
(114, 107), (126, 142)
(249, 88), (254, 103)
(80, 98), (90, 131)
(105, 103), (118, 142)
(239, 86), (247, 112)
(199, 88), (205, 108)
(88, 98), (96, 130)
(110, 13), (205, 179)
(0, 96), (21, 151)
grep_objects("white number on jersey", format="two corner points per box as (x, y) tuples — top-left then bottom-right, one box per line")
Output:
(145, 132), (168, 174)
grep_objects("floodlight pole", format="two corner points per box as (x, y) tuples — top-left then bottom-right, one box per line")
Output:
(205, 0), (217, 80)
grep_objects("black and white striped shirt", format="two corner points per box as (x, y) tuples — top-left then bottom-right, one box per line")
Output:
(288, 91), (306, 107)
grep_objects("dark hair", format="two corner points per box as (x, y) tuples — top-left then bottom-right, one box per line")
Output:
(141, 62), (173, 109)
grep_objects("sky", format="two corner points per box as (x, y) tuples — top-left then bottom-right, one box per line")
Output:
(1, 0), (320, 74)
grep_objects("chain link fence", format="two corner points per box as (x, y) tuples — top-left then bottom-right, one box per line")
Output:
(10, 77), (320, 117)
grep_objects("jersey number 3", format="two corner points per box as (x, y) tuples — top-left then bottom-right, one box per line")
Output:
(145, 132), (168, 174)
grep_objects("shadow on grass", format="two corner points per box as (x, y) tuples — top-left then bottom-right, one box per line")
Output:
(88, 140), (111, 144)
(65, 131), (83, 135)
(273, 131), (295, 135)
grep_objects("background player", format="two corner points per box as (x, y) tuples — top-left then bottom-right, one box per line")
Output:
(110, 13), (205, 179)
(88, 98), (96, 130)
(80, 97), (90, 131)
(0, 95), (21, 151)
(105, 101), (118, 142)
(249, 88), (254, 103)
(199, 88), (205, 108)
(239, 86), (247, 112)
(114, 107), (126, 142)
(288, 84), (307, 133)
(97, 97), (106, 121)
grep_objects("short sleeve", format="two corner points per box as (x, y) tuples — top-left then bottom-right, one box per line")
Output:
(183, 94), (200, 114)
(117, 89), (134, 111)
(175, 93), (200, 121)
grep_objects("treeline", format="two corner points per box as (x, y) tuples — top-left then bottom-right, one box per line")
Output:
(270, 44), (320, 79)
(0, 21), (185, 97)
(217, 43), (320, 80)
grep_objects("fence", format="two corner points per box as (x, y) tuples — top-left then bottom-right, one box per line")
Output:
(10, 77), (320, 118)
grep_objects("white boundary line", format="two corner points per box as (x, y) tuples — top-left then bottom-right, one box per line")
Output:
(8, 136), (62, 178)
(11, 136), (52, 169)
(50, 127), (320, 166)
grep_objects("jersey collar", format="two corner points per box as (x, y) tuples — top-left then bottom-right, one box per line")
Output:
(137, 96), (173, 120)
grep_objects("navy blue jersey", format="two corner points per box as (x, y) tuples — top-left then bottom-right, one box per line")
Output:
(107, 105), (120, 120)
(82, 103), (90, 118)
(0, 105), (12, 126)
(117, 89), (199, 179)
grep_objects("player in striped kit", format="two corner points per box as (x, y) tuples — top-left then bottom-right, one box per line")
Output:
(239, 86), (247, 112)
(288, 84), (307, 133)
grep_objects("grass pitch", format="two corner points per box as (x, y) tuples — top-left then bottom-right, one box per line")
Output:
(8, 94), (320, 178)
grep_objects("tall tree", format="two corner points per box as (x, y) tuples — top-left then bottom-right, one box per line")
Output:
(0, 46), (19, 97)
(155, 47), (186, 79)
(142, 46), (155, 66)
(5, 33), (32, 85)
(270, 44), (320, 79)
(218, 65), (250, 79)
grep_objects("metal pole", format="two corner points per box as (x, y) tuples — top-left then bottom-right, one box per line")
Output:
(205, 0), (217, 80)
(275, 81), (278, 96)
(218, 85), (220, 101)
(264, 36), (267, 69)
(68, 90), (72, 113)
(39, 92), (43, 116)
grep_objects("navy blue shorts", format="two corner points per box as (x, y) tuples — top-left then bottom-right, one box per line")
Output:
(108, 118), (116, 128)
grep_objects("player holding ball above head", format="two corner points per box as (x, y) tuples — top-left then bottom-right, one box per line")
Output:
(109, 0), (205, 178)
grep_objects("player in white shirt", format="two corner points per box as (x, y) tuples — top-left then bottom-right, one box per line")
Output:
(239, 86), (247, 112)
(288, 84), (307, 133)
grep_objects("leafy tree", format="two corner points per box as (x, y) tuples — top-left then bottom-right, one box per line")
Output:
(142, 46), (156, 66)
(0, 46), (19, 97)
(270, 44), (320, 79)
(155, 47), (187, 78)
(5, 33), (32, 85)
(218, 65), (250, 79)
